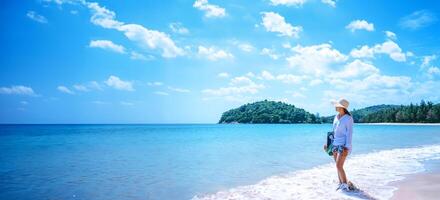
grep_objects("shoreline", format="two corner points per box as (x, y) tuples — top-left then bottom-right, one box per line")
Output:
(389, 159), (440, 200)
(390, 171), (440, 200)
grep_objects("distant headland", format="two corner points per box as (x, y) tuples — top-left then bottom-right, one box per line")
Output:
(218, 100), (440, 124)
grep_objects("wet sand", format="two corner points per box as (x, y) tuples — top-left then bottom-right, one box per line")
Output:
(390, 171), (440, 200)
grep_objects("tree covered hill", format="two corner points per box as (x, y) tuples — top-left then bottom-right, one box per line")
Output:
(219, 100), (440, 124)
(218, 100), (319, 124)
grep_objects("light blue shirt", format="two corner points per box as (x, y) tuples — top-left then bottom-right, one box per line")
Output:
(332, 114), (354, 155)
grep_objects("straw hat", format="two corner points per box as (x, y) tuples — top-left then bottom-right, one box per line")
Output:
(331, 98), (349, 109)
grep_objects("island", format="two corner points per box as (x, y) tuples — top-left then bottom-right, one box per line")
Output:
(218, 100), (440, 124)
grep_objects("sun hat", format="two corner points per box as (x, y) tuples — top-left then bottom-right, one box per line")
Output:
(331, 98), (349, 109)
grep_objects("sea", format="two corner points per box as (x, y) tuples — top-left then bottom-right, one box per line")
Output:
(1, 124), (440, 200)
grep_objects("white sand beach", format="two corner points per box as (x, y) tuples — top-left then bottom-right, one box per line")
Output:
(390, 171), (440, 200)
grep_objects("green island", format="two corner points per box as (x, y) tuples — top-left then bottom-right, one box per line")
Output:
(218, 100), (440, 124)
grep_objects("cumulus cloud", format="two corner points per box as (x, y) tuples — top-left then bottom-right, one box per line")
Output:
(26, 11), (48, 23)
(0, 85), (36, 96)
(260, 48), (282, 60)
(202, 75), (265, 99)
(333, 59), (380, 79)
(57, 85), (75, 94)
(259, 70), (306, 84)
(350, 40), (407, 62)
(346, 20), (375, 32)
(89, 40), (126, 54)
(286, 43), (348, 76)
(54, 1), (185, 58)
(198, 46), (233, 61)
(193, 0), (226, 18)
(261, 12), (302, 38)
(400, 10), (437, 30)
(105, 75), (134, 91)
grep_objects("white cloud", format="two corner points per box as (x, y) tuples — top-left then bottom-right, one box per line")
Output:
(346, 20), (375, 32)
(48, 1), (185, 58)
(105, 75), (134, 91)
(333, 59), (380, 79)
(237, 43), (254, 52)
(385, 31), (397, 40)
(71, 81), (102, 92)
(0, 85), (36, 96)
(400, 10), (437, 30)
(117, 24), (185, 58)
(218, 72), (229, 78)
(350, 40), (407, 62)
(168, 86), (191, 93)
(89, 40), (126, 54)
(198, 46), (233, 61)
(350, 45), (375, 58)
(309, 79), (323, 86)
(275, 74), (304, 84)
(286, 43), (348, 76)
(73, 84), (89, 92)
(261, 70), (275, 80)
(260, 48), (281, 60)
(169, 22), (189, 34)
(26, 11), (48, 23)
(57, 85), (75, 94)
(202, 76), (265, 97)
(130, 51), (154, 61)
(428, 67), (440, 76)
(269, 0), (306, 7)
(321, 0), (336, 7)
(84, 1), (184, 58)
(147, 81), (163, 86)
(421, 55), (436, 69)
(154, 91), (169, 96)
(261, 12), (302, 38)
(374, 40), (406, 62)
(259, 70), (305, 84)
(193, 0), (226, 18)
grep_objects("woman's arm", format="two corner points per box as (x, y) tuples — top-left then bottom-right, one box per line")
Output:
(345, 117), (353, 155)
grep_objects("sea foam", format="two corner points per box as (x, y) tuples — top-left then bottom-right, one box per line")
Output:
(192, 144), (440, 200)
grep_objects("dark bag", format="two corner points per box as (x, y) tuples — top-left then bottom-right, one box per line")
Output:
(326, 131), (334, 156)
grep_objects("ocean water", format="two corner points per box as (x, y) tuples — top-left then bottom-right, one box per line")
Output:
(1, 124), (440, 200)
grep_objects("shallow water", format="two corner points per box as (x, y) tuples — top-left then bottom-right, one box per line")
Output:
(1, 124), (440, 200)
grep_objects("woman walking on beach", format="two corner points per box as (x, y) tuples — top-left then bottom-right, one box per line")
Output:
(325, 98), (353, 191)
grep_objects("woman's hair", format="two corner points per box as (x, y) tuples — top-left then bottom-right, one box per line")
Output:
(343, 108), (351, 116)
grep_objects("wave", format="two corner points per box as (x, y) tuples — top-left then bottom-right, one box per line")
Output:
(192, 144), (440, 200)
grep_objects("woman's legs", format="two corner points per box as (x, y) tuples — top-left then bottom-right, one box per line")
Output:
(333, 152), (342, 184)
(336, 149), (348, 183)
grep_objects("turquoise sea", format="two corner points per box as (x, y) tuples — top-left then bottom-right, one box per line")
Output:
(1, 124), (440, 200)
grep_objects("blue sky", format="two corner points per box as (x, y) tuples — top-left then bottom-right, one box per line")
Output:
(1, 0), (439, 123)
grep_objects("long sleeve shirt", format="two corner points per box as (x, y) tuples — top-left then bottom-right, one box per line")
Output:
(332, 114), (353, 155)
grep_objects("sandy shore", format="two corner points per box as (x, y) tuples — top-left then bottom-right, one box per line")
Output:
(390, 171), (440, 200)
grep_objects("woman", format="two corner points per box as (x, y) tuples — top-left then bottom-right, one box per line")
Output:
(324, 98), (353, 191)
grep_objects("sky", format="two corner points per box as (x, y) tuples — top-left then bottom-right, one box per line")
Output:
(1, 0), (440, 123)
